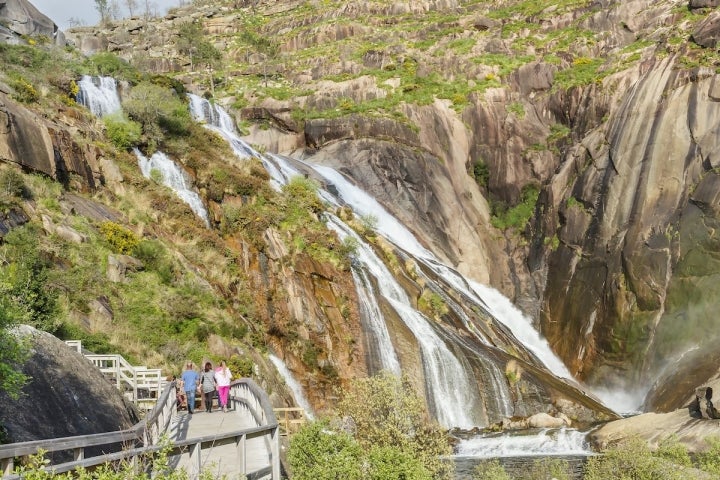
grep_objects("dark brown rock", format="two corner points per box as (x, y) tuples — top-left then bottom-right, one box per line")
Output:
(692, 12), (720, 48)
(690, 0), (720, 9)
(0, 326), (138, 446)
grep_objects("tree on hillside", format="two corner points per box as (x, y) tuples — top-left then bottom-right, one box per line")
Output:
(175, 21), (222, 92)
(93, 0), (111, 24)
(122, 81), (191, 150)
(124, 0), (138, 17)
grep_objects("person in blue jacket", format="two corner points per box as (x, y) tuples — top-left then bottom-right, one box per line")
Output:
(181, 362), (200, 415)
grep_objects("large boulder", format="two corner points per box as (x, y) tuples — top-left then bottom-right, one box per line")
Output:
(0, 325), (138, 444)
(0, 93), (102, 190)
(0, 0), (63, 44)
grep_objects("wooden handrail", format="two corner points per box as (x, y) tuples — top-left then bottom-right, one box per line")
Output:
(0, 378), (280, 480)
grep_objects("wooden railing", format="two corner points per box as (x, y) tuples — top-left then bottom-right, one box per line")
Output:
(64, 341), (164, 409)
(0, 379), (280, 480)
(273, 407), (307, 436)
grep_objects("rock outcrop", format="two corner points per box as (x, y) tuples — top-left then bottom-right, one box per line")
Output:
(0, 0), (63, 45)
(0, 325), (137, 444)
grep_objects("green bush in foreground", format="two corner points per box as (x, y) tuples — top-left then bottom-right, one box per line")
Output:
(289, 372), (452, 480)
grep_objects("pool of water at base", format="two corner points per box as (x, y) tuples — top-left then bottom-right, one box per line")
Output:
(454, 454), (590, 479)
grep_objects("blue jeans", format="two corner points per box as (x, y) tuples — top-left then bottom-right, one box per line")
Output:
(185, 390), (196, 413)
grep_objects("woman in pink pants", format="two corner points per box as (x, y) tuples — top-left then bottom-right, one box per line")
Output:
(215, 360), (232, 412)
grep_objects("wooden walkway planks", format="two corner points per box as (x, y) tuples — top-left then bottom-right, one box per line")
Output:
(169, 405), (273, 479)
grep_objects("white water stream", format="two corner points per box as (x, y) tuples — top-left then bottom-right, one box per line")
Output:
(455, 429), (592, 458)
(133, 148), (210, 227)
(268, 354), (315, 420)
(76, 75), (122, 117)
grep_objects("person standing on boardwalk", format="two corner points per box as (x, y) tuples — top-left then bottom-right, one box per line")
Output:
(181, 362), (199, 415)
(215, 360), (232, 412)
(200, 361), (217, 413)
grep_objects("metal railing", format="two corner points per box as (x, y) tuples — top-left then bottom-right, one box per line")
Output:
(0, 379), (280, 480)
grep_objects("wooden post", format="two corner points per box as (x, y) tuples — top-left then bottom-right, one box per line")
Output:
(271, 426), (280, 479)
(189, 442), (201, 480)
(237, 433), (246, 475)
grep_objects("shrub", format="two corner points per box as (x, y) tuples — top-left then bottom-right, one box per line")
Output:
(0, 169), (27, 198)
(10, 76), (38, 103)
(100, 221), (140, 255)
(583, 436), (686, 480)
(490, 184), (540, 231)
(123, 81), (192, 143)
(474, 459), (511, 480)
(337, 372), (453, 478)
(227, 354), (254, 377)
(289, 420), (364, 480)
(103, 113), (142, 150)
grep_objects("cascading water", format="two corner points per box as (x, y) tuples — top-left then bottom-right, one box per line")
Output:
(455, 429), (592, 458)
(76, 76), (122, 117)
(133, 148), (210, 227)
(268, 354), (315, 420)
(327, 217), (483, 427)
(309, 165), (573, 379)
(76, 79), (209, 228)
(187, 95), (599, 427)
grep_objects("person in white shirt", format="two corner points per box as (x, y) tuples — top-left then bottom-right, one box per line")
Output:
(215, 360), (233, 412)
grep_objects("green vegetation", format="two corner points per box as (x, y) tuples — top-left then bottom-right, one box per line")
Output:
(474, 436), (720, 479)
(103, 113), (142, 150)
(122, 81), (192, 151)
(175, 21), (223, 72)
(491, 185), (540, 232)
(418, 289), (449, 320)
(290, 373), (452, 479)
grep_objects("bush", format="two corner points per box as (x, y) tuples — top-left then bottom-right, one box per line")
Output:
(227, 354), (254, 378)
(100, 221), (140, 255)
(337, 372), (453, 479)
(123, 81), (192, 144)
(10, 76), (39, 103)
(289, 420), (364, 480)
(0, 169), (27, 199)
(583, 437), (685, 480)
(103, 113), (142, 150)
(474, 459), (511, 480)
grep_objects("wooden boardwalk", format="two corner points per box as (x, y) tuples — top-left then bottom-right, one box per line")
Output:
(169, 404), (273, 479)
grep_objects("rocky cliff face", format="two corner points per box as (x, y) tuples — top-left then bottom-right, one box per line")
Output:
(14, 0), (720, 418)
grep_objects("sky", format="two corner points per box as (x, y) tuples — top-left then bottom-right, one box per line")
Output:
(30, 0), (188, 31)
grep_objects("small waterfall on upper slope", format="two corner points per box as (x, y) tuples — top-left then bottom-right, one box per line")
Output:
(269, 354), (315, 420)
(76, 79), (210, 227)
(133, 149), (210, 227)
(76, 76), (122, 117)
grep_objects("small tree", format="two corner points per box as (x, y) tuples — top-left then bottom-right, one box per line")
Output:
(93, 0), (111, 23)
(124, 0), (138, 17)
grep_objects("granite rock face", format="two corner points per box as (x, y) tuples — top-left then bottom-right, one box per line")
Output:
(0, 325), (138, 445)
(0, 0), (64, 44)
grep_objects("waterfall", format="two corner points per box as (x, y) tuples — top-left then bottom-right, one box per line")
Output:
(188, 95), (585, 427)
(309, 164), (572, 379)
(326, 215), (483, 427)
(133, 148), (210, 227)
(268, 354), (315, 420)
(76, 75), (121, 117)
(455, 429), (592, 458)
